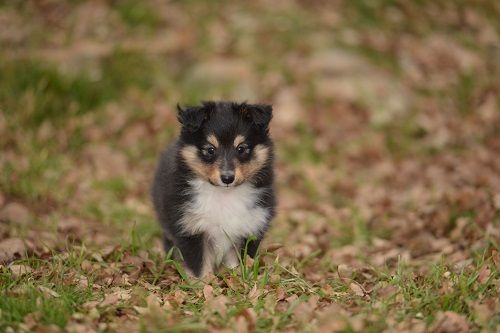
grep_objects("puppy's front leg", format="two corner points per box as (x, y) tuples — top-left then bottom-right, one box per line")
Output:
(222, 248), (240, 268)
(176, 234), (207, 278)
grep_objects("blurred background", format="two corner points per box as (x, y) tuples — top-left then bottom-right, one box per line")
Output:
(0, 0), (499, 331)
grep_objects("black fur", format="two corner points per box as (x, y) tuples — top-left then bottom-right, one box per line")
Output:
(152, 101), (275, 277)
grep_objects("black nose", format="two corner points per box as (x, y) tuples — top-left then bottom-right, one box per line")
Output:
(221, 174), (235, 184)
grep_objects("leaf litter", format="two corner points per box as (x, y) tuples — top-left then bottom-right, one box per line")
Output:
(0, 1), (499, 332)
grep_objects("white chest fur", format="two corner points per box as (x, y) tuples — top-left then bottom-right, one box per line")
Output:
(180, 179), (269, 266)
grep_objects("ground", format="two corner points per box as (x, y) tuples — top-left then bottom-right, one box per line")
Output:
(0, 1), (499, 332)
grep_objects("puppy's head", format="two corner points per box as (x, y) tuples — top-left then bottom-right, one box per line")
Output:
(177, 101), (273, 187)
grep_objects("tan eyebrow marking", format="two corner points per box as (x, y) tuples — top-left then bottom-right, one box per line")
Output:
(234, 144), (270, 185)
(207, 134), (219, 147)
(234, 135), (246, 147)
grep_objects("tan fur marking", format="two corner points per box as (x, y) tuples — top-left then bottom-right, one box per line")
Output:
(208, 165), (221, 185)
(234, 135), (246, 147)
(181, 145), (221, 184)
(181, 145), (205, 178)
(234, 145), (269, 185)
(207, 134), (219, 148)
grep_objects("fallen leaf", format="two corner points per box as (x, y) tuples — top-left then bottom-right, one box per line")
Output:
(9, 264), (32, 278)
(337, 264), (353, 279)
(168, 290), (187, 305)
(203, 284), (214, 301)
(146, 293), (162, 308)
(22, 312), (40, 330)
(57, 217), (85, 240)
(74, 275), (90, 288)
(235, 315), (248, 333)
(207, 295), (229, 317)
(0, 202), (32, 225)
(316, 303), (347, 332)
(81, 260), (93, 273)
(265, 243), (284, 252)
(133, 306), (149, 315)
(100, 289), (131, 307)
(430, 311), (469, 333)
(470, 299), (495, 325)
(0, 238), (26, 263)
(477, 266), (491, 284)
(349, 282), (365, 297)
(38, 286), (60, 298)
(285, 294), (298, 303)
(236, 308), (257, 332)
(492, 250), (500, 268)
(292, 300), (315, 322)
(65, 321), (97, 333)
(82, 300), (100, 310)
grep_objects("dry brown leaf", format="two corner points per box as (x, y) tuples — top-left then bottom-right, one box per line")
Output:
(57, 217), (86, 240)
(82, 300), (100, 310)
(99, 245), (117, 258)
(265, 243), (284, 252)
(100, 289), (131, 307)
(140, 281), (160, 291)
(470, 298), (496, 325)
(270, 274), (281, 284)
(224, 276), (239, 291)
(0, 202), (32, 225)
(377, 284), (398, 299)
(0, 238), (26, 263)
(9, 264), (32, 278)
(429, 311), (470, 333)
(247, 284), (259, 301)
(337, 264), (353, 279)
(91, 253), (103, 263)
(66, 321), (97, 333)
(168, 290), (187, 305)
(292, 300), (315, 322)
(74, 275), (90, 289)
(133, 306), (149, 315)
(146, 293), (162, 309)
(38, 286), (60, 298)
(477, 266), (491, 284)
(81, 260), (93, 273)
(492, 250), (500, 268)
(347, 314), (365, 332)
(285, 294), (298, 303)
(203, 284), (214, 301)
(349, 282), (365, 297)
(234, 316), (248, 333)
(210, 295), (229, 317)
(316, 303), (347, 332)
(22, 312), (40, 330)
(236, 308), (257, 332)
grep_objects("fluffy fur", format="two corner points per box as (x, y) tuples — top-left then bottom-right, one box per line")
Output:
(151, 101), (275, 277)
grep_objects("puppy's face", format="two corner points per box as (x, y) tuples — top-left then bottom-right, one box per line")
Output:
(177, 102), (273, 187)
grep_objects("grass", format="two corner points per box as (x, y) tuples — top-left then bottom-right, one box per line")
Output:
(114, 0), (159, 29)
(0, 0), (499, 332)
(0, 51), (156, 127)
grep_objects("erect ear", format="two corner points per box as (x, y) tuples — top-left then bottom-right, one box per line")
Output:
(176, 103), (212, 132)
(242, 103), (273, 128)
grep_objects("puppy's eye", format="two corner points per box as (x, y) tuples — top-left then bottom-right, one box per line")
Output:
(237, 144), (250, 156)
(202, 145), (216, 157)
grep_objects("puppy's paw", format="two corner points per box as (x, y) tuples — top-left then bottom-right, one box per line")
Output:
(222, 250), (240, 268)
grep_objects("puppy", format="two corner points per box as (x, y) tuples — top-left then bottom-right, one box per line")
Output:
(152, 101), (275, 277)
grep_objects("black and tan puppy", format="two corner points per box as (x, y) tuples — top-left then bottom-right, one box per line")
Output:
(152, 101), (275, 277)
